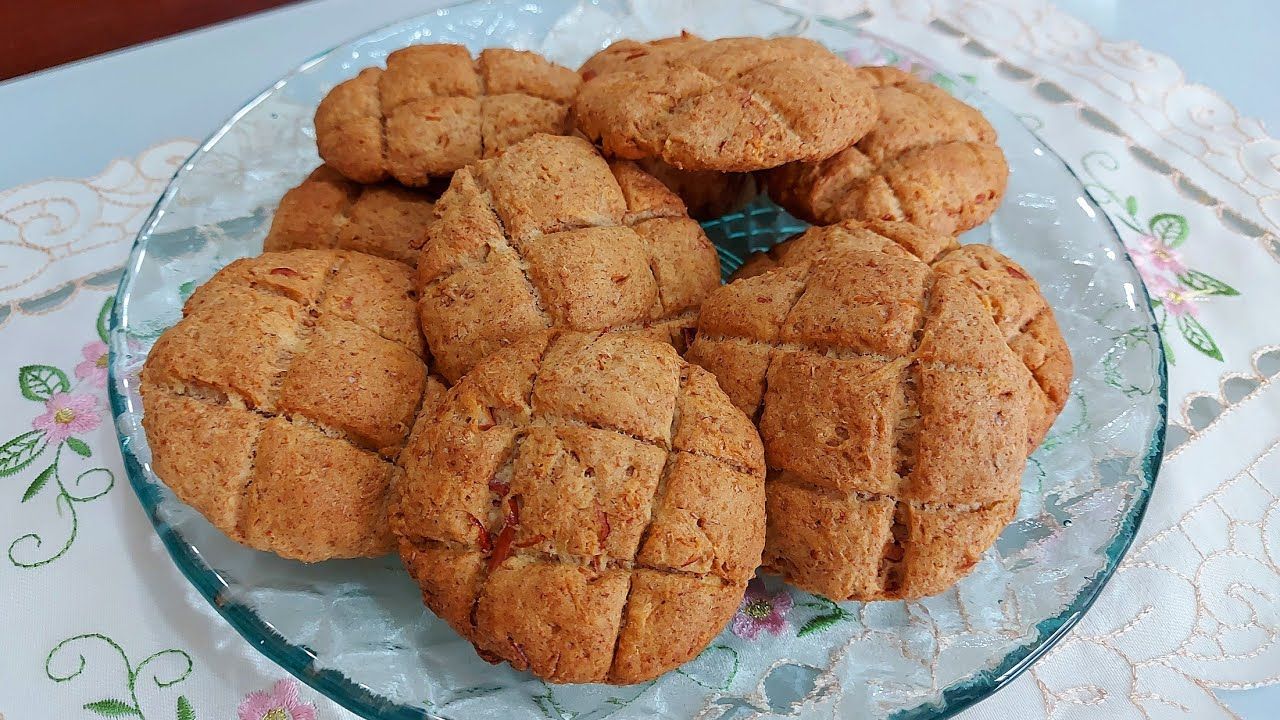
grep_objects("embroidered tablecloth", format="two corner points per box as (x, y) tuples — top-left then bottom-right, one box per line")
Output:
(1, 1), (1276, 718)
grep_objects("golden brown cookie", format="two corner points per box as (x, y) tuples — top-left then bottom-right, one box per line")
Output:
(767, 66), (1009, 235)
(634, 158), (758, 220)
(728, 219), (1071, 447)
(685, 229), (1071, 601)
(730, 218), (960, 281)
(417, 133), (721, 383)
(574, 35), (877, 172)
(315, 45), (580, 185)
(263, 165), (437, 264)
(141, 250), (445, 562)
(390, 330), (766, 684)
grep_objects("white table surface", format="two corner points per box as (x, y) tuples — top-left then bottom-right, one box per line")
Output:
(1, 0), (1274, 716)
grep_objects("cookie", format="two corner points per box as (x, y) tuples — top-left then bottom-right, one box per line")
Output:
(767, 66), (1009, 234)
(731, 218), (959, 281)
(574, 34), (877, 172)
(729, 219), (1071, 446)
(263, 165), (437, 264)
(685, 231), (1071, 600)
(634, 158), (758, 220)
(141, 250), (444, 562)
(390, 330), (766, 684)
(417, 133), (721, 383)
(315, 45), (580, 185)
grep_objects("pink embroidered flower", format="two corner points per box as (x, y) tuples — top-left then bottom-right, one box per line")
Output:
(1159, 286), (1200, 318)
(1132, 234), (1188, 276)
(1139, 272), (1177, 299)
(238, 679), (317, 720)
(731, 579), (793, 640)
(75, 341), (109, 388)
(31, 393), (100, 444)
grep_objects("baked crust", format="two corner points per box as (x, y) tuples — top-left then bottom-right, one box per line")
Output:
(574, 35), (877, 172)
(686, 224), (1071, 600)
(264, 165), (437, 264)
(417, 133), (720, 383)
(390, 331), (765, 684)
(141, 250), (445, 561)
(767, 66), (1008, 234)
(315, 45), (580, 185)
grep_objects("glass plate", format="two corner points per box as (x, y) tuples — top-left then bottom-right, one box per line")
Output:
(107, 1), (1167, 718)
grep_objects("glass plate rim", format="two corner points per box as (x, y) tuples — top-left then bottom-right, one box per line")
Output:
(105, 2), (1169, 718)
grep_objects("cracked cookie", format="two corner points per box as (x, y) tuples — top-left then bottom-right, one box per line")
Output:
(315, 44), (580, 185)
(685, 226), (1070, 600)
(767, 66), (1008, 234)
(390, 330), (765, 683)
(264, 165), (437, 264)
(574, 34), (877, 172)
(728, 219), (1071, 448)
(416, 133), (721, 383)
(141, 250), (445, 561)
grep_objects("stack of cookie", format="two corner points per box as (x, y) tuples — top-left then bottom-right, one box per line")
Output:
(140, 35), (1069, 685)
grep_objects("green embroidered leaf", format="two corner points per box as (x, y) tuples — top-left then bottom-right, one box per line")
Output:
(176, 695), (195, 720)
(1124, 195), (1138, 216)
(66, 437), (92, 458)
(0, 431), (47, 477)
(178, 280), (197, 301)
(19, 365), (70, 402)
(84, 699), (140, 717)
(959, 73), (978, 85)
(1149, 213), (1189, 247)
(1177, 314), (1223, 361)
(22, 464), (55, 502)
(797, 611), (846, 637)
(1179, 269), (1240, 297)
(97, 297), (114, 344)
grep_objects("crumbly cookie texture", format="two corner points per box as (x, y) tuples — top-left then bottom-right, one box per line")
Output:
(315, 45), (580, 185)
(634, 158), (759, 220)
(416, 133), (721, 383)
(767, 66), (1009, 235)
(390, 330), (765, 684)
(686, 222), (1071, 601)
(730, 219), (1071, 447)
(574, 34), (877, 172)
(263, 165), (437, 264)
(141, 250), (445, 562)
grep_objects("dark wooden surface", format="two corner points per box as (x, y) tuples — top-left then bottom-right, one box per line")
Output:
(0, 0), (301, 81)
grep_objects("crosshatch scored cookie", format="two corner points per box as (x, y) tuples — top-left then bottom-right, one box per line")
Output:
(264, 165), (437, 264)
(141, 249), (446, 562)
(417, 133), (721, 383)
(315, 44), (581, 186)
(574, 34), (877, 172)
(390, 331), (766, 684)
(685, 222), (1072, 601)
(729, 219), (1072, 447)
(767, 66), (1009, 235)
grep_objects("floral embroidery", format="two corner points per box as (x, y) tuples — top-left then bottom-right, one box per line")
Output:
(1083, 151), (1239, 363)
(75, 341), (109, 388)
(45, 633), (195, 719)
(238, 679), (316, 720)
(5, 297), (116, 568)
(795, 594), (856, 638)
(731, 579), (793, 640)
(32, 392), (100, 444)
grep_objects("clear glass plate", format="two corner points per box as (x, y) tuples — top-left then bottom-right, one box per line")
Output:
(107, 1), (1167, 718)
